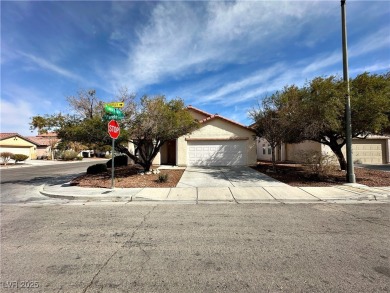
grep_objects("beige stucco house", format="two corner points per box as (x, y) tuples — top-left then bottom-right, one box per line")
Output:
(132, 106), (257, 167)
(0, 133), (38, 160)
(257, 135), (390, 165)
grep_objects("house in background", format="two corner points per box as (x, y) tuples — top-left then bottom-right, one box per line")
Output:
(256, 135), (390, 165)
(27, 132), (60, 159)
(0, 133), (38, 160)
(0, 132), (60, 160)
(129, 106), (257, 167)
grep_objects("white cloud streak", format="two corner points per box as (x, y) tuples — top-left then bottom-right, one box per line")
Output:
(114, 1), (329, 89)
(18, 51), (84, 81)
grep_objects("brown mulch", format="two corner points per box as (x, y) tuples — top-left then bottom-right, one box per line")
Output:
(71, 162), (389, 189)
(252, 161), (390, 187)
(70, 165), (184, 188)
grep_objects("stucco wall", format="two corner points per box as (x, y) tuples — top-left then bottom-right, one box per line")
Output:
(285, 141), (322, 162)
(0, 137), (37, 159)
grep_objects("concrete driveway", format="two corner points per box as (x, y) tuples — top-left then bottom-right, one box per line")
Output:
(177, 166), (288, 187)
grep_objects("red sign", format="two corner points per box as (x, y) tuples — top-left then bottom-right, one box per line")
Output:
(108, 120), (120, 139)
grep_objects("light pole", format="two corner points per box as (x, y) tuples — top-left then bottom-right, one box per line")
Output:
(341, 0), (356, 183)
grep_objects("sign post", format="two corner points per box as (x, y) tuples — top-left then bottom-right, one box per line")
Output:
(108, 120), (120, 189)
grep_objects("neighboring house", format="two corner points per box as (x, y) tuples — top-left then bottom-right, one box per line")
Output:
(27, 132), (60, 159)
(131, 106), (257, 167)
(256, 135), (390, 165)
(0, 133), (38, 160)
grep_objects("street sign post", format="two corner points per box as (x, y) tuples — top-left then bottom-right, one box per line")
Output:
(108, 120), (120, 188)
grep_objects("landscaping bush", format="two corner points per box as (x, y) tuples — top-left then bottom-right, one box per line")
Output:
(61, 150), (79, 161)
(87, 163), (108, 175)
(298, 150), (337, 179)
(11, 154), (29, 163)
(157, 173), (169, 183)
(0, 152), (14, 165)
(106, 155), (128, 168)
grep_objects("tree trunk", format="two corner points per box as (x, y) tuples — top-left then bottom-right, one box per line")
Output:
(115, 142), (161, 172)
(271, 146), (276, 172)
(328, 144), (347, 171)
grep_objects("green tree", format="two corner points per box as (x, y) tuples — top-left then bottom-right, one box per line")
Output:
(30, 91), (198, 172)
(261, 72), (390, 170)
(117, 95), (199, 171)
(250, 94), (292, 171)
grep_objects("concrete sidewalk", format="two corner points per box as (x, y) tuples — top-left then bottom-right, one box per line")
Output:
(40, 183), (390, 204)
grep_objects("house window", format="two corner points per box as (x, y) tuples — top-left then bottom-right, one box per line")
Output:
(268, 145), (272, 155)
(262, 144), (266, 155)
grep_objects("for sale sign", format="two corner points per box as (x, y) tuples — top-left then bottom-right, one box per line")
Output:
(108, 120), (120, 139)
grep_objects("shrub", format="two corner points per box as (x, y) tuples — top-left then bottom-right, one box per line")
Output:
(106, 155), (128, 168)
(11, 154), (29, 163)
(298, 150), (337, 179)
(157, 173), (169, 183)
(76, 156), (83, 161)
(87, 163), (108, 175)
(1, 152), (14, 165)
(61, 150), (79, 161)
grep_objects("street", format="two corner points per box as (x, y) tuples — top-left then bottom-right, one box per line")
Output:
(1, 203), (389, 292)
(0, 160), (103, 204)
(1, 162), (390, 292)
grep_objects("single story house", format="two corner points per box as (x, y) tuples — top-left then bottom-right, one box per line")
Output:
(129, 106), (257, 167)
(257, 135), (390, 165)
(0, 133), (38, 160)
(27, 132), (60, 159)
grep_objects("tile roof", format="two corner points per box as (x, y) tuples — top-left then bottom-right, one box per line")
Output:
(0, 133), (19, 140)
(0, 133), (41, 145)
(187, 106), (254, 132)
(26, 136), (59, 146)
(187, 105), (212, 117)
(36, 132), (58, 137)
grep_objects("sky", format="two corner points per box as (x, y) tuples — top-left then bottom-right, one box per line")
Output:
(1, 0), (389, 136)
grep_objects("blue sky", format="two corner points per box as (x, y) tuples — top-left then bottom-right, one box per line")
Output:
(1, 0), (389, 136)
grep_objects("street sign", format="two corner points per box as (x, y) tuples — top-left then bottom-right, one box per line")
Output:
(106, 102), (124, 108)
(103, 114), (124, 121)
(108, 120), (120, 139)
(104, 105), (125, 120)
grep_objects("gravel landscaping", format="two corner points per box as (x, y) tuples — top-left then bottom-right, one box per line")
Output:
(252, 161), (390, 187)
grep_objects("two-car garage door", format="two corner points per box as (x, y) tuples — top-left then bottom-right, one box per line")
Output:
(188, 140), (246, 166)
(352, 140), (386, 164)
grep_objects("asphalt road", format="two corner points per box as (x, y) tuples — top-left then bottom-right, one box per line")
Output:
(1, 203), (389, 292)
(0, 161), (102, 184)
(0, 161), (102, 204)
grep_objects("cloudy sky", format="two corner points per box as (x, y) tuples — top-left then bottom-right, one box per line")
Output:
(1, 0), (389, 135)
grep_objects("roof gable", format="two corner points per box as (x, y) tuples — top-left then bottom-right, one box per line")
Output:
(0, 133), (39, 145)
(198, 115), (255, 133)
(187, 106), (254, 132)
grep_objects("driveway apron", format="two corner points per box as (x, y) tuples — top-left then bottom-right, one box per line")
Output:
(176, 166), (288, 188)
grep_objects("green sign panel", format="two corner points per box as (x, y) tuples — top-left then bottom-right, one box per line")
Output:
(103, 105), (125, 121)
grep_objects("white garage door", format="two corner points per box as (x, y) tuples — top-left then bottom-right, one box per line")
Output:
(0, 147), (31, 158)
(352, 140), (385, 164)
(188, 141), (246, 166)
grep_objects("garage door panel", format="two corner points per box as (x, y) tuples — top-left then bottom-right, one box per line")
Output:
(352, 141), (385, 164)
(188, 141), (246, 166)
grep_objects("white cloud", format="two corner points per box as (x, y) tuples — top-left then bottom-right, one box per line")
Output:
(18, 51), (84, 81)
(349, 27), (390, 58)
(115, 1), (332, 90)
(0, 99), (35, 136)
